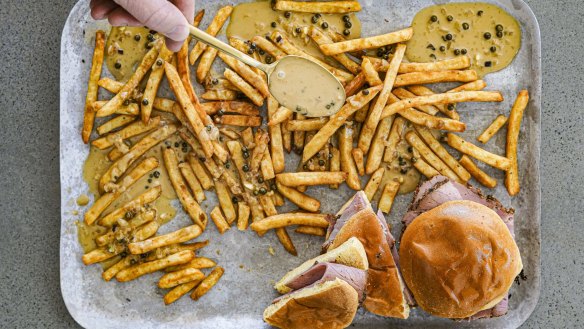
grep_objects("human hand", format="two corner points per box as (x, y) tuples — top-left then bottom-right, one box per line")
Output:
(90, 0), (194, 51)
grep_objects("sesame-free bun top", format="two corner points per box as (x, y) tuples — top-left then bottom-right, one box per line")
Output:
(399, 200), (522, 319)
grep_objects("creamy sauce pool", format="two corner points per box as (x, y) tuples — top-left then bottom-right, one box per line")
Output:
(226, 1), (361, 60)
(406, 3), (521, 76)
(105, 26), (160, 82)
(269, 57), (345, 117)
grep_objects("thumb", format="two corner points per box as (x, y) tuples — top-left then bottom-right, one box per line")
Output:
(113, 0), (189, 42)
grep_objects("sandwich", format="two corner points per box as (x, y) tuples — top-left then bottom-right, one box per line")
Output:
(322, 191), (412, 319)
(264, 237), (369, 329)
(399, 176), (522, 319)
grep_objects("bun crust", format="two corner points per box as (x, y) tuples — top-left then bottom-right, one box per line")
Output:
(399, 200), (522, 319)
(264, 279), (359, 329)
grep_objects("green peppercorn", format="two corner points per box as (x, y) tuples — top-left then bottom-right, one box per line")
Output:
(447, 15), (453, 22)
(114, 61), (121, 69)
(225, 162), (230, 169)
(123, 100), (130, 106)
(448, 104), (455, 111)
(311, 15), (319, 24)
(156, 59), (163, 66)
(478, 10), (484, 16)
(343, 29), (351, 36)
(485, 61), (492, 67)
(142, 99), (149, 106)
(259, 49), (265, 56)
(344, 21), (352, 29)
(321, 22), (329, 29)
(284, 11), (291, 18)
(445, 33), (453, 41)
(496, 24), (504, 32)
(454, 49), (461, 56)
(117, 49), (124, 55)
(243, 151), (249, 159)
(259, 187), (267, 195)
(247, 48), (254, 55)
(362, 89), (370, 95)
(148, 178), (152, 183)
(462, 22), (470, 30)
(253, 190), (259, 196)
(490, 46), (497, 53)
(484, 32), (492, 40)
(342, 15), (350, 23)
(382, 54), (389, 60)
(242, 164), (249, 172)
(265, 55), (274, 64)
(430, 15), (438, 22)
(295, 27), (301, 34)
(147, 34), (155, 42)
(461, 49), (467, 55)
(497, 31), (503, 38)
(231, 196), (239, 203)
(271, 183), (277, 190)
(271, 22), (277, 28)
(153, 171), (160, 178)
(318, 159), (325, 166)
(407, 146), (413, 153)
(134, 34), (141, 41)
(440, 46), (446, 52)
(206, 125), (212, 131)
(400, 168), (408, 174)
(303, 164), (308, 170)
(258, 177), (264, 183)
(125, 211), (134, 220)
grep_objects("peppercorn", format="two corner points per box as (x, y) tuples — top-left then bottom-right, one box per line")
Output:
(400, 168), (408, 174)
(206, 125), (212, 131)
(174, 142), (179, 147)
(315, 13), (321, 18)
(461, 49), (467, 55)
(343, 29), (351, 36)
(342, 15), (350, 23)
(321, 22), (329, 29)
(247, 48), (254, 55)
(440, 46), (446, 52)
(275, 35), (282, 43)
(497, 31), (503, 38)
(407, 146), (413, 153)
(447, 104), (455, 111)
(496, 24), (504, 32)
(147, 34), (155, 42)
(344, 21), (352, 29)
(362, 89), (370, 95)
(148, 178), (152, 183)
(232, 196), (239, 203)
(142, 99), (149, 106)
(265, 55), (274, 64)
(430, 54), (437, 60)
(318, 159), (325, 166)
(430, 15), (438, 22)
(454, 49), (461, 56)
(382, 53), (389, 60)
(259, 187), (267, 195)
(243, 151), (249, 159)
(284, 11), (291, 18)
(490, 46), (497, 53)
(225, 162), (230, 169)
(114, 61), (121, 69)
(145, 186), (149, 189)
(123, 100), (130, 106)
(117, 49), (124, 55)
(153, 171), (160, 178)
(258, 177), (264, 183)
(445, 33), (453, 41)
(311, 15), (319, 24)
(156, 59), (163, 66)
(253, 190), (259, 196)
(485, 61), (492, 67)
(125, 211), (135, 220)
(478, 10), (484, 16)
(462, 22), (470, 30)
(447, 15), (453, 22)
(242, 164), (249, 172)
(134, 34), (141, 41)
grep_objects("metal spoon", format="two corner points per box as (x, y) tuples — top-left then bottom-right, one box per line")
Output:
(188, 25), (346, 117)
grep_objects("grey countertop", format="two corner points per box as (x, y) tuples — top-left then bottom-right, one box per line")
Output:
(0, 0), (582, 328)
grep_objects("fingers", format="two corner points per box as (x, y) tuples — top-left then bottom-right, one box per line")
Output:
(171, 0), (195, 23)
(90, 0), (119, 20)
(114, 0), (190, 44)
(107, 7), (143, 27)
(165, 37), (184, 52)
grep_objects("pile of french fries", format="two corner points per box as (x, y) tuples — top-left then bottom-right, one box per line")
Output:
(79, 0), (529, 306)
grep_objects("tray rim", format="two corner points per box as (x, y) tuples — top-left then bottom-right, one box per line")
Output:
(59, 0), (542, 328)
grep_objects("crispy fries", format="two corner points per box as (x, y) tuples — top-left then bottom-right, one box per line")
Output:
(159, 268), (205, 289)
(366, 116), (394, 174)
(185, 153), (214, 190)
(259, 195), (297, 255)
(218, 52), (269, 98)
(268, 106), (293, 126)
(361, 57), (382, 86)
(179, 163), (206, 203)
(97, 40), (161, 117)
(406, 85), (459, 120)
(128, 225), (203, 255)
(237, 202), (251, 230)
(329, 147), (341, 189)
(142, 46), (173, 123)
(398, 56), (471, 74)
(82, 30), (105, 143)
(415, 126), (471, 182)
(339, 125), (360, 190)
(505, 90), (529, 196)
(223, 68), (264, 106)
(250, 213), (329, 232)
(152, 97), (176, 113)
(164, 148), (207, 228)
(215, 180), (236, 224)
(164, 280), (202, 305)
(201, 89), (239, 101)
(383, 116), (406, 163)
(412, 156), (440, 179)
(447, 133), (512, 171)
(97, 77), (123, 93)
(378, 181), (400, 213)
(276, 181), (320, 212)
(190, 266), (224, 301)
(92, 116), (161, 149)
(364, 167), (385, 201)
(351, 148), (365, 176)
(276, 172), (347, 187)
(393, 88), (439, 115)
(286, 118), (329, 131)
(116, 250), (195, 282)
(448, 80), (488, 93)
(394, 70), (478, 87)
(295, 226), (326, 236)
(302, 85), (382, 163)
(189, 6), (233, 64)
(93, 100), (139, 117)
(165, 256), (216, 272)
(215, 114), (262, 127)
(478, 115), (508, 144)
(308, 27), (360, 74)
(267, 97), (285, 174)
(359, 44), (406, 153)
(406, 131), (461, 182)
(459, 155), (497, 188)
(320, 28), (413, 56)
(96, 115), (134, 135)
(251, 35), (286, 59)
(261, 151), (276, 180)
(210, 206), (231, 234)
(98, 186), (161, 227)
(197, 47), (219, 83)
(274, 0), (361, 13)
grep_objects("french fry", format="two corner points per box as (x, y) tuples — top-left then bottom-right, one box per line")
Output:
(179, 163), (206, 203)
(261, 151), (276, 180)
(190, 266), (225, 301)
(226, 140), (252, 189)
(97, 40), (162, 117)
(364, 167), (385, 201)
(92, 116), (161, 149)
(165, 256), (216, 272)
(85, 157), (158, 225)
(459, 155), (497, 188)
(344, 71), (367, 97)
(447, 133), (512, 171)
(163, 148), (207, 228)
(215, 114), (262, 127)
(187, 154), (214, 190)
(268, 97), (285, 174)
(358, 44), (406, 153)
(412, 156), (440, 179)
(415, 126), (471, 182)
(406, 85), (459, 120)
(361, 57), (382, 86)
(97, 77), (124, 94)
(393, 88), (439, 115)
(237, 202), (251, 230)
(204, 76), (238, 91)
(366, 116), (394, 174)
(95, 210), (156, 247)
(351, 148), (365, 176)
(273, 192), (285, 207)
(159, 268), (205, 289)
(448, 80), (487, 93)
(505, 90), (529, 196)
(189, 6), (233, 65)
(228, 37), (266, 79)
(219, 128), (241, 140)
(281, 117), (292, 153)
(177, 9), (205, 105)
(98, 186), (162, 227)
(274, 0), (361, 13)
(286, 118), (329, 131)
(200, 101), (259, 116)
(96, 115), (134, 135)
(329, 147), (341, 189)
(223, 68), (264, 106)
(250, 213), (329, 232)
(398, 56), (471, 74)
(152, 97), (176, 113)
(251, 130), (270, 173)
(295, 226), (326, 236)
(405, 131), (461, 182)
(201, 156), (223, 179)
(164, 279), (202, 305)
(270, 31), (353, 82)
(196, 47), (219, 83)
(93, 100), (139, 117)
(201, 89), (239, 101)
(308, 27), (360, 74)
(241, 128), (254, 148)
(142, 46), (173, 123)
(218, 52), (269, 97)
(302, 85), (382, 163)
(276, 181), (320, 212)
(400, 107), (466, 132)
(268, 106), (293, 126)
(394, 70), (478, 88)
(82, 30), (105, 143)
(102, 256), (136, 281)
(339, 125), (360, 190)
(381, 91), (503, 120)
(221, 166), (244, 196)
(383, 116), (406, 163)
(212, 140), (230, 164)
(478, 115), (508, 144)
(320, 28), (413, 56)
(378, 181), (400, 214)
(292, 113), (306, 154)
(210, 206), (231, 234)
(251, 35), (286, 59)
(215, 180), (236, 224)
(276, 172), (347, 187)
(259, 195), (297, 255)
(128, 225), (202, 255)
(116, 250), (195, 282)
(165, 63), (214, 159)
(354, 102), (370, 123)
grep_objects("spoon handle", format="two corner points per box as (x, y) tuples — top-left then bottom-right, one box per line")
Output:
(188, 25), (269, 72)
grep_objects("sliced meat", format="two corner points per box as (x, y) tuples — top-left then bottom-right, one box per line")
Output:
(284, 262), (367, 302)
(466, 296), (509, 320)
(323, 192), (369, 251)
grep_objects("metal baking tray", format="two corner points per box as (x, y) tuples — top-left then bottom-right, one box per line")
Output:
(60, 0), (541, 328)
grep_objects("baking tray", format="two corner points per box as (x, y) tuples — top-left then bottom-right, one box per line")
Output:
(60, 0), (541, 328)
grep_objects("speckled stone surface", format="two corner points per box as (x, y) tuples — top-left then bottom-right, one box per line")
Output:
(0, 0), (581, 328)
